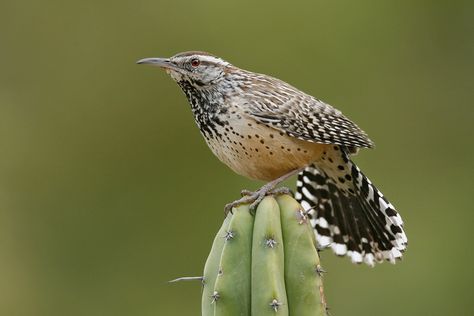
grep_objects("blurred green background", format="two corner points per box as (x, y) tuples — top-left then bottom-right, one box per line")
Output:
(1, 0), (473, 315)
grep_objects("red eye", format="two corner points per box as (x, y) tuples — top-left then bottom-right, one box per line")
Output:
(191, 59), (200, 67)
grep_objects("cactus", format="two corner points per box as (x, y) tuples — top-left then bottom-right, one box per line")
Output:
(202, 194), (327, 316)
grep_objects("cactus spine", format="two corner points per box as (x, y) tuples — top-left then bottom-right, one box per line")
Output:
(202, 195), (327, 316)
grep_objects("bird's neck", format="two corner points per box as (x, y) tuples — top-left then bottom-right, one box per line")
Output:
(177, 80), (228, 140)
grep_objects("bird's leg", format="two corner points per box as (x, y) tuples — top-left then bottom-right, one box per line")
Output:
(224, 167), (304, 216)
(241, 187), (292, 197)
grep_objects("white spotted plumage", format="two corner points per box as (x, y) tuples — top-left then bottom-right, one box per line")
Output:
(295, 148), (407, 266)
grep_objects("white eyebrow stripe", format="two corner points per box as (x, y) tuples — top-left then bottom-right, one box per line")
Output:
(171, 53), (231, 67)
(197, 55), (229, 66)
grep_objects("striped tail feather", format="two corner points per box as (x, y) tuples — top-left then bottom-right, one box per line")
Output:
(295, 148), (407, 266)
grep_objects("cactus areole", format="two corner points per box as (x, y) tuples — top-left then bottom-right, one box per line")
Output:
(202, 195), (327, 316)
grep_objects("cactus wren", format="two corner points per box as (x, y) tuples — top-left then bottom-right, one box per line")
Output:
(137, 51), (407, 266)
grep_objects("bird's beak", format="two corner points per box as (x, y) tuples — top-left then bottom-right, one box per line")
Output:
(136, 57), (179, 71)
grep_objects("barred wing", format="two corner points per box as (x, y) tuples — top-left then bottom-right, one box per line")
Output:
(247, 93), (374, 149)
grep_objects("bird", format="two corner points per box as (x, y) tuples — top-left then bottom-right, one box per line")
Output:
(137, 51), (407, 266)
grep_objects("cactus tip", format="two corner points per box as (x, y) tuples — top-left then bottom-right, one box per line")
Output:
(302, 204), (317, 217)
(224, 230), (235, 241)
(211, 291), (220, 303)
(316, 265), (326, 276)
(168, 276), (203, 283)
(297, 208), (308, 224)
(269, 299), (283, 312)
(265, 237), (278, 249)
(325, 305), (331, 316)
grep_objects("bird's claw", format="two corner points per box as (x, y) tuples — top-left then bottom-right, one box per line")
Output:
(224, 193), (257, 217)
(248, 191), (266, 215)
(223, 204), (234, 217)
(240, 189), (253, 197)
(224, 186), (293, 217)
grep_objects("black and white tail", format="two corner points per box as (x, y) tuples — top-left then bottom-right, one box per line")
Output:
(295, 146), (407, 266)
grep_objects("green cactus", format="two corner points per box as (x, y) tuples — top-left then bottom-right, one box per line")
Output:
(202, 194), (327, 316)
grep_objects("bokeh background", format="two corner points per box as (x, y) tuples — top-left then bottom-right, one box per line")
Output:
(1, 0), (473, 315)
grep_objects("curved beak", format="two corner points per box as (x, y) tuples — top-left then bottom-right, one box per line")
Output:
(136, 57), (179, 71)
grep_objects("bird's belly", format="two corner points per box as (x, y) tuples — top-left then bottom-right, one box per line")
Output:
(204, 123), (328, 181)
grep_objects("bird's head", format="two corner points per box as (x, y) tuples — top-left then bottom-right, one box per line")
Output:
(137, 51), (231, 88)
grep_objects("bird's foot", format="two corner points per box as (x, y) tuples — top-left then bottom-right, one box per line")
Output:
(240, 189), (254, 197)
(224, 186), (293, 216)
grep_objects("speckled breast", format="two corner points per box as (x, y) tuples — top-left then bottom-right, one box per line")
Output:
(204, 114), (328, 181)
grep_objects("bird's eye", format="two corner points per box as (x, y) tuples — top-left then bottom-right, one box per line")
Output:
(191, 59), (200, 67)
